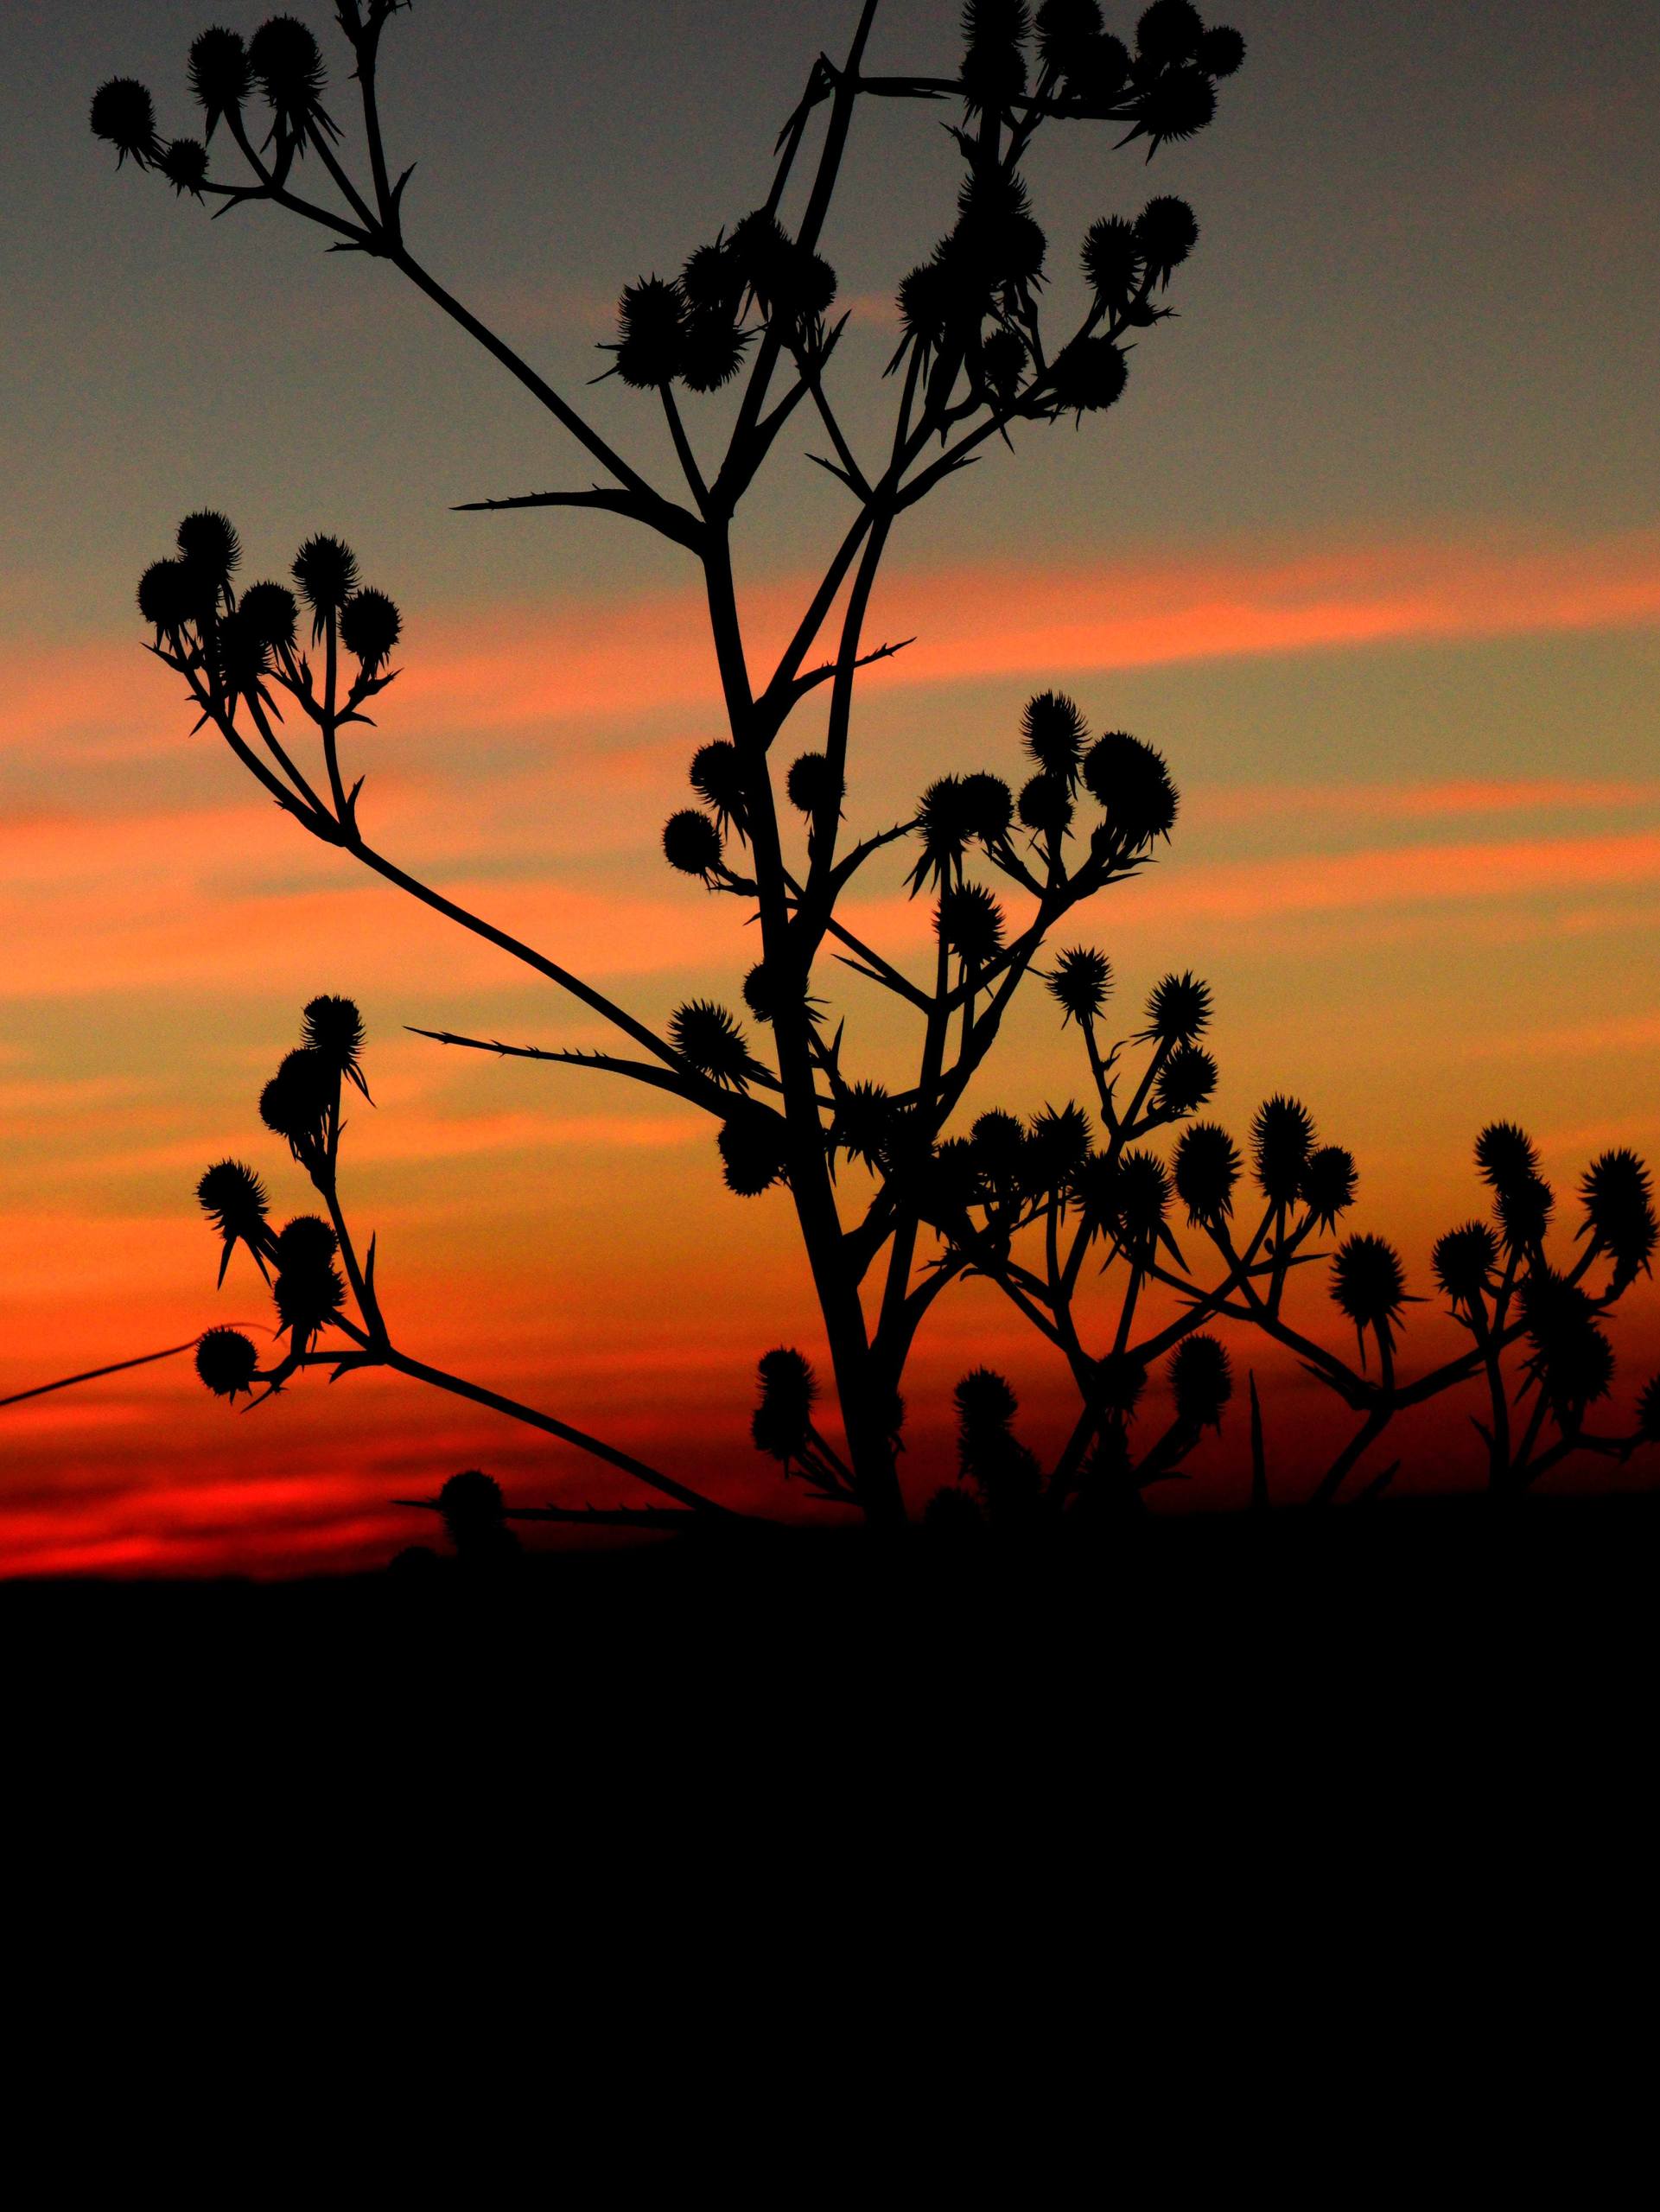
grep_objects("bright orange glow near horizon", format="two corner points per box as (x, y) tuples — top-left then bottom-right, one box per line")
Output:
(3, 1), (1657, 1573)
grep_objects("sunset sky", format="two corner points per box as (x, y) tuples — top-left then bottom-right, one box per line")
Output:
(3, 0), (1657, 1573)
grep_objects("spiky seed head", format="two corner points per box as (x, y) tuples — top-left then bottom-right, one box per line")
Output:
(1081, 215), (1143, 310)
(1173, 1120), (1240, 1227)
(1109, 1148), (1172, 1263)
(662, 809), (723, 880)
(274, 1214), (337, 1268)
(1154, 1044), (1218, 1120)
(1497, 1173), (1555, 1254)
(954, 1367), (1019, 1434)
(1083, 730), (1178, 848)
(959, 0), (1031, 114)
(239, 581), (299, 651)
(830, 1081), (897, 1172)
(1638, 1375), (1660, 1446)
(752, 1346), (817, 1458)
(137, 558), (194, 635)
(196, 1327), (259, 1399)
(1197, 25), (1247, 78)
(439, 1469), (505, 1545)
(1475, 1121), (1541, 1197)
(258, 1046), (333, 1152)
(189, 28), (253, 137)
(302, 994), (366, 1082)
(1133, 63), (1218, 150)
(908, 775), (977, 890)
(1136, 0), (1205, 62)
(1066, 29), (1132, 98)
(670, 1000), (757, 1088)
(1332, 1235), (1407, 1344)
(1035, 0), (1104, 73)
(248, 16), (328, 119)
(177, 510), (242, 592)
(982, 328), (1027, 406)
(1046, 946), (1113, 1027)
(717, 1109), (788, 1197)
(1301, 1145), (1358, 1231)
(785, 752), (840, 817)
(158, 139), (210, 199)
(1142, 969), (1211, 1045)
(963, 1107), (1019, 1181)
(274, 1252), (346, 1344)
(340, 588), (401, 676)
(1253, 1095), (1317, 1205)
(608, 276), (686, 389)
(1580, 1149), (1657, 1285)
(1518, 1270), (1613, 1432)
(91, 79), (160, 167)
(1022, 691), (1088, 785)
(958, 772), (1014, 842)
(1433, 1221), (1498, 1306)
(1135, 194), (1199, 286)
(678, 306), (751, 393)
(937, 882), (1006, 965)
(1023, 1103), (1093, 1194)
(1018, 772), (1073, 837)
(1172, 1333), (1231, 1430)
(1045, 334), (1129, 421)
(197, 1157), (269, 1233)
(291, 535), (359, 632)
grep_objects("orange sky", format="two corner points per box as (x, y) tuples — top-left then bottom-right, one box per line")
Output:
(3, 2), (1658, 1572)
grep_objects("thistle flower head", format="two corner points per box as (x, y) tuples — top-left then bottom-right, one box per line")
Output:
(1082, 731), (1178, 849)
(439, 1469), (506, 1549)
(189, 27), (253, 139)
(1065, 29), (1132, 100)
(670, 1000), (759, 1089)
(274, 1213), (337, 1269)
(1497, 1173), (1555, 1255)
(1518, 1269), (1613, 1433)
(1022, 691), (1088, 785)
(1035, 0), (1104, 75)
(291, 534), (359, 638)
(1022, 1102), (1093, 1194)
(679, 305), (752, 393)
(1253, 1094), (1317, 1206)
(302, 994), (368, 1098)
(752, 1346), (816, 1460)
(607, 275), (686, 389)
(937, 881), (1006, 966)
(159, 140), (210, 200)
(340, 588), (401, 677)
(239, 581), (298, 652)
(981, 328), (1028, 407)
(195, 1326), (259, 1400)
(957, 772), (1014, 844)
(1105, 1147), (1172, 1264)
(690, 741), (747, 836)
(1135, 0), (1205, 64)
(955, 1366), (1019, 1434)
(970, 1109), (1027, 1189)
(1129, 64), (1217, 153)
(830, 1081), (897, 1173)
(137, 558), (194, 638)
(1043, 334), (1129, 422)
(196, 1158), (270, 1286)
(1332, 1234), (1408, 1355)
(1154, 1043), (1218, 1120)
(1475, 1121), (1541, 1198)
(1637, 1374), (1660, 1446)
(1197, 25), (1247, 78)
(248, 16), (329, 134)
(785, 751), (842, 819)
(662, 809), (723, 881)
(177, 510), (242, 595)
(258, 1046), (333, 1158)
(1173, 1120), (1239, 1228)
(1300, 1146), (1358, 1232)
(1579, 1148), (1657, 1286)
(1171, 1332), (1231, 1430)
(1046, 945), (1113, 1027)
(1135, 194), (1199, 286)
(1017, 772), (1073, 838)
(1081, 215), (1143, 311)
(908, 776), (977, 892)
(717, 1108), (789, 1197)
(728, 211), (836, 327)
(959, 0), (1031, 114)
(1142, 969), (1211, 1045)
(91, 79), (160, 168)
(274, 1248), (346, 1349)
(1433, 1221), (1498, 1308)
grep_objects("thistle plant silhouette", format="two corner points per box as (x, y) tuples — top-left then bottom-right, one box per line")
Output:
(84, 3), (1660, 1540)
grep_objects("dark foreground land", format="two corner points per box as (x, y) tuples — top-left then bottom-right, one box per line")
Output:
(8, 1491), (1659, 1725)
